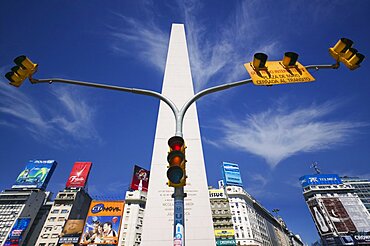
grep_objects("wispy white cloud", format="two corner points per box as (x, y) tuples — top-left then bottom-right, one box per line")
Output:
(107, 1), (281, 92)
(215, 101), (367, 168)
(107, 12), (169, 72)
(0, 80), (100, 148)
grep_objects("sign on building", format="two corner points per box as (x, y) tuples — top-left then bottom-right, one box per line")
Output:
(66, 162), (92, 188)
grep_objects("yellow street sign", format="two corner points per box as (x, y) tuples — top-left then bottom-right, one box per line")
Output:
(244, 61), (315, 86)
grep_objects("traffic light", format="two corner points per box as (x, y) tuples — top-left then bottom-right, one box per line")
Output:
(252, 53), (268, 70)
(5, 56), (38, 87)
(282, 52), (299, 67)
(329, 38), (365, 70)
(166, 136), (187, 188)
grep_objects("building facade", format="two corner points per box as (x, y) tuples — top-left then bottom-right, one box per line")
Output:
(341, 176), (370, 214)
(0, 189), (50, 246)
(300, 173), (370, 245)
(35, 188), (92, 246)
(119, 189), (147, 246)
(209, 188), (236, 246)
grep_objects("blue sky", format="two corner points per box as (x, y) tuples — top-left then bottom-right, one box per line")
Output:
(1, 0), (370, 244)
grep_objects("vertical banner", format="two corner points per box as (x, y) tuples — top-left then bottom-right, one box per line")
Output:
(66, 162), (92, 188)
(130, 165), (150, 192)
(80, 201), (124, 245)
(4, 218), (31, 246)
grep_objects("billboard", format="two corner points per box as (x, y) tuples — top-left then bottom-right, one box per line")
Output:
(12, 160), (57, 190)
(300, 174), (342, 187)
(221, 162), (243, 187)
(66, 162), (92, 188)
(58, 219), (85, 245)
(321, 198), (357, 233)
(130, 165), (150, 192)
(4, 218), (31, 246)
(80, 201), (124, 245)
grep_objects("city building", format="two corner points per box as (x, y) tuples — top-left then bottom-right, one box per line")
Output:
(119, 190), (147, 246)
(300, 173), (370, 245)
(35, 161), (93, 246)
(0, 189), (51, 246)
(341, 176), (370, 214)
(35, 188), (92, 246)
(0, 159), (57, 246)
(209, 188), (236, 246)
(221, 162), (302, 246)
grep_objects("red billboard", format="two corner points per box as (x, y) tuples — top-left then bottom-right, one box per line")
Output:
(130, 165), (149, 192)
(307, 198), (332, 236)
(66, 162), (92, 188)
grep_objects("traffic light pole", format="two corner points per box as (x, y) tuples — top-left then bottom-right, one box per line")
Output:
(28, 62), (338, 246)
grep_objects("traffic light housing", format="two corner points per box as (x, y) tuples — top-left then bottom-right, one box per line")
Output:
(5, 56), (38, 87)
(167, 136), (187, 188)
(329, 38), (365, 70)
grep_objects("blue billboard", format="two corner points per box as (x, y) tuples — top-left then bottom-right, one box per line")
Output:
(12, 160), (57, 190)
(222, 162), (243, 187)
(299, 174), (342, 187)
(4, 218), (31, 246)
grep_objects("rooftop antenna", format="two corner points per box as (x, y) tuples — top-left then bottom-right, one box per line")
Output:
(311, 161), (321, 174)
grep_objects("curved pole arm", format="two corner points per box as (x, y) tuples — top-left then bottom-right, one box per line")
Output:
(174, 78), (253, 136)
(30, 77), (180, 119)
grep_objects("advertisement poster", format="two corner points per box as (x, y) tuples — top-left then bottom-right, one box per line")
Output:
(66, 162), (92, 188)
(321, 198), (357, 233)
(4, 218), (31, 246)
(307, 199), (331, 236)
(12, 160), (57, 190)
(130, 165), (150, 192)
(80, 201), (124, 245)
(58, 219), (85, 245)
(221, 162), (243, 187)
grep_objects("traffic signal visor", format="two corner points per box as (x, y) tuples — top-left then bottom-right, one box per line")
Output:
(252, 53), (268, 70)
(5, 56), (38, 87)
(282, 52), (299, 67)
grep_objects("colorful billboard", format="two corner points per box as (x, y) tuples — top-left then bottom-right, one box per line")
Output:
(66, 162), (92, 188)
(80, 201), (124, 245)
(4, 218), (31, 246)
(300, 174), (342, 187)
(58, 219), (85, 245)
(130, 165), (150, 192)
(12, 160), (57, 190)
(221, 162), (243, 187)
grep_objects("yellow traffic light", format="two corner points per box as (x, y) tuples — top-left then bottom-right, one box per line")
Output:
(167, 136), (187, 188)
(252, 53), (268, 70)
(329, 38), (365, 70)
(282, 52), (299, 67)
(5, 56), (38, 87)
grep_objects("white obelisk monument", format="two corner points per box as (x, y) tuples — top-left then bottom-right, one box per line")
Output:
(141, 24), (215, 245)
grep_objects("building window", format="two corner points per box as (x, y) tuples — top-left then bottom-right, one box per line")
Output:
(51, 209), (59, 214)
(61, 209), (69, 214)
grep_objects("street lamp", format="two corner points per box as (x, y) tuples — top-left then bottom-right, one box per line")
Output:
(3, 38), (365, 246)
